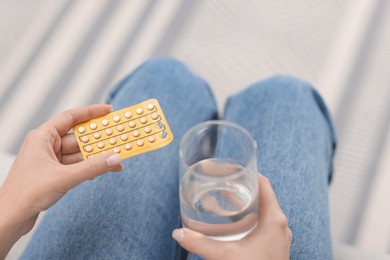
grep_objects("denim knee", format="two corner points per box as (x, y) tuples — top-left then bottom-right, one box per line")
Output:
(136, 57), (193, 75)
(107, 58), (215, 105)
(245, 75), (317, 103)
(246, 74), (334, 137)
(227, 75), (327, 114)
(227, 74), (336, 183)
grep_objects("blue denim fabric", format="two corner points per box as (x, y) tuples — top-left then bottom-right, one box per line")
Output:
(22, 58), (335, 260)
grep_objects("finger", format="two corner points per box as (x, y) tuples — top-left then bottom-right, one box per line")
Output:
(41, 104), (112, 136)
(62, 152), (123, 189)
(172, 228), (227, 259)
(111, 163), (124, 172)
(61, 133), (80, 154)
(257, 175), (284, 222)
(61, 152), (84, 165)
(62, 153), (124, 170)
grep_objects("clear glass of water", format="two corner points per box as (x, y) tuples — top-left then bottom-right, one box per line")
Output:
(179, 120), (258, 241)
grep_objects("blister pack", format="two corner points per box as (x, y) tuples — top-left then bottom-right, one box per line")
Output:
(73, 99), (173, 160)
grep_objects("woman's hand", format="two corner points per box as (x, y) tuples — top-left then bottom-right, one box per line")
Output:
(172, 175), (292, 260)
(0, 104), (123, 258)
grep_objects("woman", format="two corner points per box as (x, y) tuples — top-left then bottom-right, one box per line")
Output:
(0, 58), (335, 259)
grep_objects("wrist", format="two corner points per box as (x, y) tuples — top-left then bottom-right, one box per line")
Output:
(0, 182), (40, 258)
(0, 186), (26, 239)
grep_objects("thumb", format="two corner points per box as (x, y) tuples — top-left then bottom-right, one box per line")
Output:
(172, 228), (227, 259)
(257, 175), (284, 223)
(64, 153), (123, 189)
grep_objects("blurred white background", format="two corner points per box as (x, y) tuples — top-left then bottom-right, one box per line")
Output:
(0, 0), (389, 259)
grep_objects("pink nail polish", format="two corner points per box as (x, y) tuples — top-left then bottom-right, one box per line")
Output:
(172, 229), (185, 242)
(106, 154), (122, 167)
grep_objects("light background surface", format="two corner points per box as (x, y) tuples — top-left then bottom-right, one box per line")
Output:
(0, 0), (389, 258)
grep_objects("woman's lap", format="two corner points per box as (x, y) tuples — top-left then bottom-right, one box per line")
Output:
(22, 59), (335, 260)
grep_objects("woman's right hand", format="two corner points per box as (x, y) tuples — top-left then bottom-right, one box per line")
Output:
(172, 175), (292, 260)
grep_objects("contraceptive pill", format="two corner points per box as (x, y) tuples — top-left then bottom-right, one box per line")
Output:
(73, 99), (174, 160)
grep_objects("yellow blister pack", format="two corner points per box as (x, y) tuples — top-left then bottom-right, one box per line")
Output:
(73, 99), (174, 160)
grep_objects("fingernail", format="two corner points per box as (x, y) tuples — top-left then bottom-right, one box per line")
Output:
(118, 163), (124, 173)
(172, 229), (185, 243)
(259, 174), (269, 182)
(106, 154), (122, 167)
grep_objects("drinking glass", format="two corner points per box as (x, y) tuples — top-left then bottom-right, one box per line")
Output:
(179, 120), (258, 241)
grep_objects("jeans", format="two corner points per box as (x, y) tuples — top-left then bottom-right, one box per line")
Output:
(22, 58), (336, 260)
